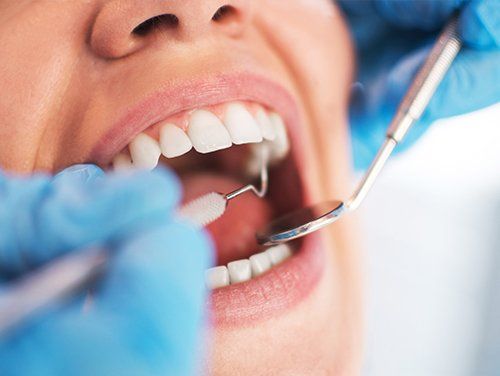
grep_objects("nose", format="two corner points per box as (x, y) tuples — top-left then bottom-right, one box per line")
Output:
(90, 0), (253, 59)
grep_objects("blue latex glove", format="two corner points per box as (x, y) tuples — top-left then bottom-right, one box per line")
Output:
(0, 165), (213, 376)
(340, 0), (500, 169)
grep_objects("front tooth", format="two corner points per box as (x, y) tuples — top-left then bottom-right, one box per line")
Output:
(266, 244), (292, 266)
(224, 103), (263, 145)
(205, 266), (230, 289)
(227, 259), (252, 284)
(113, 153), (134, 171)
(159, 123), (193, 158)
(188, 110), (232, 153)
(269, 113), (290, 160)
(255, 109), (276, 141)
(249, 251), (272, 277)
(129, 133), (161, 170)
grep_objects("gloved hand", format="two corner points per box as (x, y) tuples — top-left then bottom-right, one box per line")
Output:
(340, 0), (500, 169)
(0, 165), (213, 376)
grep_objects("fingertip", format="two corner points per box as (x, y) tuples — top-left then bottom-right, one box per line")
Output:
(460, 0), (500, 49)
(148, 165), (182, 205)
(90, 166), (182, 217)
(100, 223), (213, 360)
(106, 222), (214, 302)
(55, 164), (105, 184)
(375, 0), (464, 30)
(115, 166), (181, 204)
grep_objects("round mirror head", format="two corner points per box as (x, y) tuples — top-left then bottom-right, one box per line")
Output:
(256, 200), (346, 246)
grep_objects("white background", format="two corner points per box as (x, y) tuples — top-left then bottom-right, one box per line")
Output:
(360, 104), (500, 376)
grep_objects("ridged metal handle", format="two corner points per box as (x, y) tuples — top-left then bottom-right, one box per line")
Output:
(0, 248), (106, 334)
(388, 15), (462, 142)
(348, 15), (462, 211)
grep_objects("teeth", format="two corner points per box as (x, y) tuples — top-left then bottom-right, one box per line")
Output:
(205, 266), (230, 289)
(246, 112), (288, 176)
(188, 110), (232, 153)
(120, 103), (290, 175)
(129, 133), (161, 170)
(266, 244), (292, 266)
(227, 259), (252, 284)
(255, 109), (276, 141)
(224, 103), (263, 145)
(268, 113), (290, 160)
(113, 153), (134, 171)
(160, 123), (193, 158)
(206, 244), (293, 289)
(249, 251), (272, 276)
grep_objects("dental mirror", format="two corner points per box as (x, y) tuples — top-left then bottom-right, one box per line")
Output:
(257, 16), (462, 246)
(257, 200), (346, 245)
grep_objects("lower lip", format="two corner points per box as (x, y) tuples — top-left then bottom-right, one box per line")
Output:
(208, 233), (325, 327)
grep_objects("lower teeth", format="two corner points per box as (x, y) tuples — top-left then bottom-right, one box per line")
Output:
(205, 244), (292, 289)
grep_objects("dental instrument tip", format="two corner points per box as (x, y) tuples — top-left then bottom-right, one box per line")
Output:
(177, 192), (228, 228)
(178, 142), (270, 228)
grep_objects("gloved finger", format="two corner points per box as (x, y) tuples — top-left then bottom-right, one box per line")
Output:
(426, 49), (500, 120)
(0, 223), (213, 376)
(0, 164), (99, 284)
(0, 312), (160, 376)
(340, 0), (466, 31)
(0, 167), (182, 277)
(350, 44), (500, 168)
(343, 0), (499, 49)
(54, 164), (105, 184)
(459, 0), (500, 48)
(382, 43), (500, 121)
(98, 222), (213, 374)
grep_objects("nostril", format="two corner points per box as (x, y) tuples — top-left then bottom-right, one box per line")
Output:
(212, 5), (238, 23)
(132, 14), (179, 36)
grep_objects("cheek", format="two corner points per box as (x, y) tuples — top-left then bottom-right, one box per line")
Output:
(0, 2), (93, 172)
(258, 0), (353, 110)
(257, 0), (355, 196)
(259, 2), (348, 59)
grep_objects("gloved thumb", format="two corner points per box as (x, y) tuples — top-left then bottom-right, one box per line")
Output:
(0, 166), (182, 278)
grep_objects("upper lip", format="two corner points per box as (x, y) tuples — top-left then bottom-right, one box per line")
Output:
(90, 71), (301, 166)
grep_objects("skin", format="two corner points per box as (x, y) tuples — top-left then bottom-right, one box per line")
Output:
(0, 0), (361, 374)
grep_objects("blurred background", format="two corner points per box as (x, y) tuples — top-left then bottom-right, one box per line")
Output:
(359, 103), (500, 375)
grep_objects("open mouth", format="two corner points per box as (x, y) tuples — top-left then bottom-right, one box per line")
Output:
(94, 75), (325, 324)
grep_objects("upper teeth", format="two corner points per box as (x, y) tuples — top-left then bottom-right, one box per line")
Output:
(113, 101), (290, 170)
(160, 123), (193, 158)
(224, 103), (263, 145)
(188, 109), (232, 153)
(128, 133), (162, 170)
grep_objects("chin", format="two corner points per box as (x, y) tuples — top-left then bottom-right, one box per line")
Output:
(210, 223), (363, 375)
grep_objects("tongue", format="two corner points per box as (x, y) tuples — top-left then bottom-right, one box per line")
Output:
(181, 173), (272, 265)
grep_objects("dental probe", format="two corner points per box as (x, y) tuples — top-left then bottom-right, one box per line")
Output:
(177, 143), (269, 227)
(0, 145), (270, 335)
(0, 247), (107, 335)
(257, 15), (462, 246)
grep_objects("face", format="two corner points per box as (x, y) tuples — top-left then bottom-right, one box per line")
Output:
(0, 0), (361, 373)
